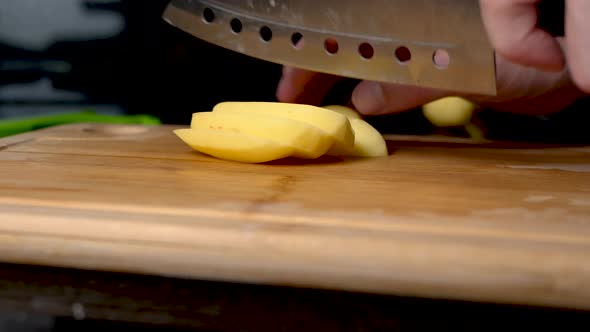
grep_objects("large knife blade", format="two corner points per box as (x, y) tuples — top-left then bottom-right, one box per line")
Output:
(163, 0), (497, 95)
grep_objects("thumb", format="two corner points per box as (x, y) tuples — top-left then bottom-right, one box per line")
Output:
(352, 81), (448, 115)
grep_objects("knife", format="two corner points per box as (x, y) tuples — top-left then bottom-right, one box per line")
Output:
(162, 0), (564, 96)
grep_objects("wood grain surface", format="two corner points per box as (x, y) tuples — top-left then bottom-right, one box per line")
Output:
(0, 123), (589, 310)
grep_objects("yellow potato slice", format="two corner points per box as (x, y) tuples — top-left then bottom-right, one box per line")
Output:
(174, 128), (293, 163)
(212, 102), (355, 148)
(422, 96), (476, 127)
(191, 111), (331, 159)
(327, 119), (388, 157)
(324, 105), (362, 120)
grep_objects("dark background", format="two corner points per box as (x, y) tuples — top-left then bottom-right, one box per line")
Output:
(0, 0), (283, 125)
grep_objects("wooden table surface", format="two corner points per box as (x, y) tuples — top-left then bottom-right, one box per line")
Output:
(0, 123), (589, 311)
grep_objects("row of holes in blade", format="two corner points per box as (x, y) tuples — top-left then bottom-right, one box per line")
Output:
(202, 7), (450, 69)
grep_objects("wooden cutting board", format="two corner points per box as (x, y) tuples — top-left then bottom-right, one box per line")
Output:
(1, 123), (589, 310)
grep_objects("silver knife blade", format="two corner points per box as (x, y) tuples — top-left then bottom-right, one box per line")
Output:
(163, 0), (497, 96)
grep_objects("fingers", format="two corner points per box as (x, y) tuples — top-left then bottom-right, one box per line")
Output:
(479, 0), (565, 71)
(276, 67), (315, 102)
(566, 0), (590, 92)
(480, 0), (589, 93)
(276, 65), (451, 115)
(350, 52), (583, 117)
(276, 66), (343, 105)
(351, 81), (448, 115)
(474, 54), (582, 115)
(277, 0), (590, 117)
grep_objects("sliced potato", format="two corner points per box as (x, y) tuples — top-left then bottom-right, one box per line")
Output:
(422, 96), (476, 127)
(174, 128), (293, 163)
(212, 102), (355, 148)
(324, 105), (362, 120)
(191, 111), (331, 159)
(328, 118), (388, 157)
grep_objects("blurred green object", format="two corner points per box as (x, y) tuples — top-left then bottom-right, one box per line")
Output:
(0, 110), (161, 138)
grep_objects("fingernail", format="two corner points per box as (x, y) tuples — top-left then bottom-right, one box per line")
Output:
(352, 81), (385, 114)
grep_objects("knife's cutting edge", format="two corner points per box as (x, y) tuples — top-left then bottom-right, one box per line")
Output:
(163, 0), (497, 96)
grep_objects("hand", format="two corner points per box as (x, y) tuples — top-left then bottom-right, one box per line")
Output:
(276, 0), (588, 116)
(277, 54), (585, 116)
(480, 0), (590, 92)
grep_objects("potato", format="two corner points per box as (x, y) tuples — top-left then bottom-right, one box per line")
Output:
(327, 118), (388, 157)
(324, 105), (362, 120)
(191, 111), (331, 159)
(212, 102), (355, 148)
(422, 96), (475, 127)
(174, 128), (293, 163)
(174, 102), (389, 164)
